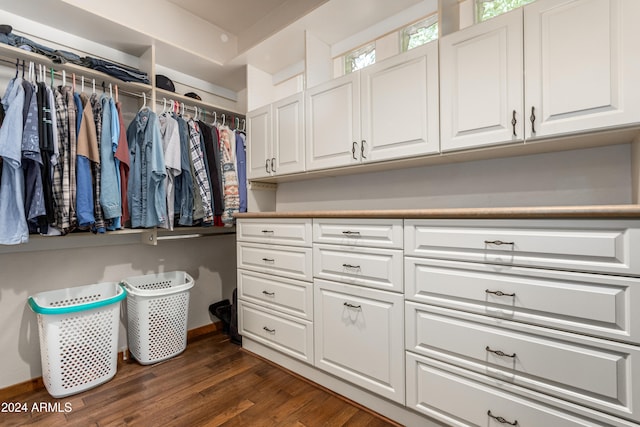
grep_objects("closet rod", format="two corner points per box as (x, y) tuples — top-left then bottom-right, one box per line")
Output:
(154, 97), (245, 124)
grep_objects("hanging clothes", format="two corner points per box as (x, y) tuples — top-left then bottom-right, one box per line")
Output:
(218, 124), (239, 226)
(99, 94), (121, 228)
(126, 107), (167, 228)
(173, 113), (193, 226)
(115, 102), (130, 227)
(198, 121), (223, 221)
(52, 86), (77, 233)
(36, 82), (55, 228)
(235, 130), (247, 213)
(159, 112), (181, 230)
(22, 80), (46, 231)
(76, 92), (100, 229)
(0, 77), (28, 244)
(188, 118), (213, 224)
(89, 92), (106, 233)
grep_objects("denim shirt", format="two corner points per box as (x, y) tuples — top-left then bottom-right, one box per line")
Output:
(99, 95), (121, 221)
(0, 78), (28, 244)
(126, 108), (167, 228)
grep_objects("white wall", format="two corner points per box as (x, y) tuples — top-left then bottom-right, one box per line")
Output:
(0, 234), (237, 389)
(276, 144), (632, 211)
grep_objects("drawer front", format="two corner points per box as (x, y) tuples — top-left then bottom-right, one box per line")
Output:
(405, 219), (640, 276)
(238, 269), (313, 320)
(237, 242), (312, 281)
(314, 279), (405, 404)
(313, 244), (403, 292)
(238, 300), (313, 363)
(237, 218), (312, 247)
(405, 257), (640, 344)
(406, 352), (610, 427)
(313, 218), (403, 249)
(406, 303), (640, 421)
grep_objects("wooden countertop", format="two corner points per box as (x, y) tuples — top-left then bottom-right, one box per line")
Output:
(235, 205), (640, 219)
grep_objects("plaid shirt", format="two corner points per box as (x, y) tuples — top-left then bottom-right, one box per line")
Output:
(52, 88), (70, 232)
(218, 125), (239, 226)
(188, 119), (213, 224)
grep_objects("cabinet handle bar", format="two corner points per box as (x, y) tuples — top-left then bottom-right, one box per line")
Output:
(487, 410), (518, 425)
(343, 302), (362, 310)
(484, 240), (514, 246)
(486, 346), (516, 358)
(485, 289), (516, 297)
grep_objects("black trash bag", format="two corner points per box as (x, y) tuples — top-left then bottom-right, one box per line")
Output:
(209, 299), (230, 333)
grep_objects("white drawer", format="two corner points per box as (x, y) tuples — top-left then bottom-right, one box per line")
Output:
(238, 269), (313, 320)
(313, 244), (403, 292)
(405, 257), (640, 344)
(237, 242), (312, 281)
(237, 218), (312, 247)
(406, 352), (619, 427)
(313, 218), (403, 249)
(238, 300), (313, 364)
(314, 279), (405, 404)
(406, 302), (640, 422)
(405, 219), (640, 276)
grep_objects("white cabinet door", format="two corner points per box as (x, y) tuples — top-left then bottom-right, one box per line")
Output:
(314, 279), (405, 404)
(273, 92), (305, 175)
(305, 72), (361, 171)
(524, 0), (640, 139)
(360, 42), (440, 161)
(440, 8), (524, 152)
(246, 104), (272, 179)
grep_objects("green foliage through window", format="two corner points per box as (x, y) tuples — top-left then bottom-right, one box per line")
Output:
(345, 43), (376, 74)
(477, 0), (535, 22)
(401, 15), (438, 52)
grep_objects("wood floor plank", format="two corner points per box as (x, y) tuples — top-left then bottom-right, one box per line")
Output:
(1, 332), (400, 426)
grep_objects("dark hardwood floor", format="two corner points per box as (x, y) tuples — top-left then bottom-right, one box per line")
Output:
(1, 331), (401, 426)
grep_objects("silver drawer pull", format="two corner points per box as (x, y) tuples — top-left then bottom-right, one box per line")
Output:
(485, 289), (516, 297)
(342, 263), (361, 270)
(484, 240), (514, 246)
(344, 302), (362, 310)
(262, 290), (275, 296)
(342, 231), (361, 236)
(262, 258), (275, 263)
(263, 326), (275, 333)
(486, 346), (516, 358)
(487, 410), (518, 425)
(261, 230), (274, 234)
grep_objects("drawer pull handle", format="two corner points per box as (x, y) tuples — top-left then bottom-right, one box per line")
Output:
(485, 289), (516, 297)
(342, 263), (361, 270)
(344, 302), (362, 310)
(486, 346), (516, 358)
(263, 326), (275, 334)
(484, 240), (514, 246)
(262, 258), (275, 263)
(261, 230), (274, 234)
(262, 290), (275, 296)
(342, 231), (361, 236)
(487, 410), (518, 425)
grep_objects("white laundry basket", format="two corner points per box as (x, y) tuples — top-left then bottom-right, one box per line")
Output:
(121, 271), (194, 365)
(27, 282), (126, 398)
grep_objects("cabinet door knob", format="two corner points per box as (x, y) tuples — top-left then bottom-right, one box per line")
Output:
(343, 302), (362, 310)
(530, 106), (536, 134)
(487, 410), (518, 425)
(352, 141), (358, 160)
(485, 289), (516, 297)
(486, 346), (516, 358)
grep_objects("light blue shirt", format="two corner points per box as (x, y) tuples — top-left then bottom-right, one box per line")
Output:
(0, 78), (28, 244)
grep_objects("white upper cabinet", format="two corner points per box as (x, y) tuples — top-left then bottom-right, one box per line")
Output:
(306, 72), (362, 171)
(524, 0), (640, 139)
(360, 42), (440, 162)
(306, 42), (439, 171)
(273, 93), (305, 175)
(441, 0), (640, 152)
(440, 9), (524, 152)
(247, 104), (272, 180)
(247, 93), (305, 179)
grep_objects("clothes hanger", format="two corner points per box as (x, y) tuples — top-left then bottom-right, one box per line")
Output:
(14, 58), (18, 78)
(50, 67), (54, 88)
(92, 78), (96, 94)
(72, 73), (76, 92)
(162, 97), (167, 113)
(62, 70), (66, 87)
(109, 83), (113, 99)
(212, 111), (217, 126)
(81, 76), (85, 93)
(221, 114), (226, 126)
(115, 85), (119, 103)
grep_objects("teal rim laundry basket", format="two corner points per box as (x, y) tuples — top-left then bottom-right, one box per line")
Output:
(28, 282), (126, 398)
(121, 271), (194, 365)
